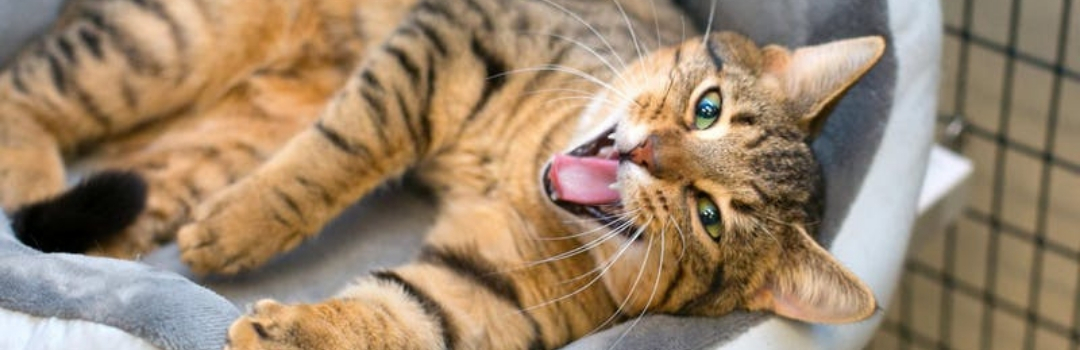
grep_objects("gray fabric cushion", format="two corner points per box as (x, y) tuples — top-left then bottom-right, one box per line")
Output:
(0, 0), (62, 60)
(0, 211), (240, 350)
(1, 3), (239, 350)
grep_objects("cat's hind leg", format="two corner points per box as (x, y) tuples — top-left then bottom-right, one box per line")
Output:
(0, 103), (65, 211)
(0, 0), (330, 211)
(79, 72), (335, 258)
(13, 64), (341, 256)
(176, 19), (455, 274)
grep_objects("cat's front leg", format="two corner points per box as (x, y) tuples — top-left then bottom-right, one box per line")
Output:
(176, 119), (411, 274)
(226, 299), (443, 350)
(226, 279), (448, 350)
(0, 0), (323, 211)
(177, 40), (442, 274)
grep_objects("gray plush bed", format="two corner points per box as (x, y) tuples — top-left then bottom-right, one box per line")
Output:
(0, 0), (941, 349)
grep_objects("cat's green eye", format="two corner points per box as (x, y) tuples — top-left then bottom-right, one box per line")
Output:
(696, 195), (723, 240)
(693, 91), (722, 130)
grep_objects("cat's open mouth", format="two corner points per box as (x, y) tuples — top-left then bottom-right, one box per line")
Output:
(543, 127), (637, 238)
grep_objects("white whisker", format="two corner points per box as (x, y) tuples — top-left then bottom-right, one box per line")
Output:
(521, 216), (652, 313)
(553, 219), (641, 286)
(524, 87), (603, 98)
(535, 0), (630, 71)
(520, 31), (632, 89)
(608, 218), (667, 350)
(554, 207), (643, 226)
(680, 14), (688, 44)
(701, 0), (718, 46)
(668, 214), (688, 263)
(542, 208), (644, 241)
(648, 0), (663, 51)
(491, 65), (636, 104)
(528, 216), (638, 266)
(611, 0), (646, 65)
(543, 96), (625, 111)
(586, 217), (661, 337)
(610, 0), (654, 91)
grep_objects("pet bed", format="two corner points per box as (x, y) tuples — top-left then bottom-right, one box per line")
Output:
(0, 0), (941, 348)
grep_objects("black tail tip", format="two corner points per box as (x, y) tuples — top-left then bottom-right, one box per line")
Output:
(11, 171), (147, 253)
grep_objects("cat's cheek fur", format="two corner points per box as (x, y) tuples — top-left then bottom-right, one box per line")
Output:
(599, 246), (667, 313)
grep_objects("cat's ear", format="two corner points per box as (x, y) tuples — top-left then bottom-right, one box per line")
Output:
(748, 229), (877, 324)
(762, 36), (886, 137)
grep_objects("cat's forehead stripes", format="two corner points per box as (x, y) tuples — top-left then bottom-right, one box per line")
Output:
(703, 38), (725, 72)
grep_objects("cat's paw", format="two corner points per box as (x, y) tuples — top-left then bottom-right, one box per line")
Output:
(226, 300), (357, 350)
(177, 216), (298, 276)
(177, 186), (305, 275)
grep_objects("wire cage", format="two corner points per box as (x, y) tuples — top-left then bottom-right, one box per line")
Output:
(870, 0), (1079, 349)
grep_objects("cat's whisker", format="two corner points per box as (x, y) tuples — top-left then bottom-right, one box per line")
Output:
(585, 215), (657, 337)
(520, 215), (652, 313)
(535, 0), (630, 71)
(610, 0), (654, 94)
(523, 87), (600, 98)
(532, 63), (637, 104)
(648, 0), (663, 51)
(552, 212), (647, 286)
(520, 90), (626, 114)
(554, 210), (636, 227)
(525, 215), (638, 266)
(680, 11), (688, 46)
(491, 65), (636, 105)
(519, 31), (633, 89)
(701, 0), (718, 45)
(666, 214), (688, 263)
(553, 207), (641, 226)
(611, 0), (646, 68)
(548, 209), (639, 231)
(607, 219), (666, 350)
(523, 84), (624, 108)
(542, 96), (625, 111)
(538, 209), (643, 242)
(551, 233), (635, 286)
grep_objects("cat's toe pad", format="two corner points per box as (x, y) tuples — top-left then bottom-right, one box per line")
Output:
(177, 221), (252, 275)
(225, 300), (334, 350)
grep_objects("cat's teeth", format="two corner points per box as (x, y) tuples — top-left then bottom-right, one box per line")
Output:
(607, 133), (616, 140)
(608, 182), (621, 190)
(550, 192), (559, 201)
(598, 146), (618, 159)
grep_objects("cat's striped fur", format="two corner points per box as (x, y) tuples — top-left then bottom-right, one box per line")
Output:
(1, 0), (885, 348)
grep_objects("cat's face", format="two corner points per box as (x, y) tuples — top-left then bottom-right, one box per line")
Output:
(543, 32), (885, 324)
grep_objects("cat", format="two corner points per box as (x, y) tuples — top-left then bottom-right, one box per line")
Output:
(0, 0), (886, 348)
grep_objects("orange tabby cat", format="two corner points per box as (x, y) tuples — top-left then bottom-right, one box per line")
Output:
(1, 0), (885, 348)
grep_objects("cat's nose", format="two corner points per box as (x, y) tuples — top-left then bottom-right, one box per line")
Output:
(622, 135), (658, 173)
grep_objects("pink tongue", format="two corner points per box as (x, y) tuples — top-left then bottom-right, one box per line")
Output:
(549, 155), (621, 205)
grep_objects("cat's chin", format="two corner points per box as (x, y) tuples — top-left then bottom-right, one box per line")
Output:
(542, 127), (641, 242)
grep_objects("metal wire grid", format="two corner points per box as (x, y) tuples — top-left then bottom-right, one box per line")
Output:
(870, 0), (1079, 349)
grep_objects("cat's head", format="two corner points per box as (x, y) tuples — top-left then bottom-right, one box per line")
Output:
(543, 32), (885, 324)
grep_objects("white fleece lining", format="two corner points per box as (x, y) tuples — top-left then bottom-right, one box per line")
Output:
(0, 308), (160, 350)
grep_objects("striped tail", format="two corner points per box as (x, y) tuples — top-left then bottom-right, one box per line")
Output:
(11, 171), (147, 253)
